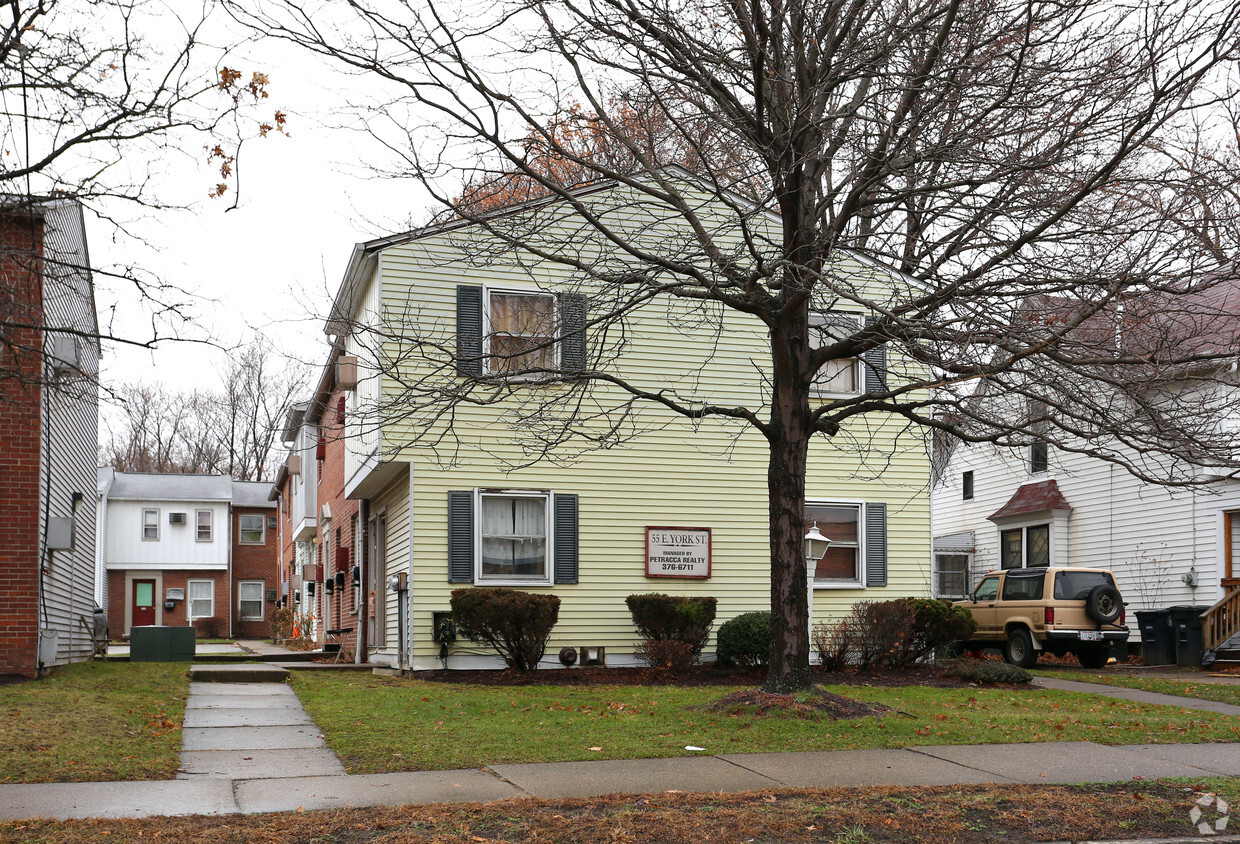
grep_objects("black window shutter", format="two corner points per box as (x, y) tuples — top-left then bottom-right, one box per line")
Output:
(865, 502), (888, 587)
(456, 285), (484, 377)
(560, 293), (587, 374)
(863, 316), (887, 393)
(448, 491), (474, 583)
(553, 494), (579, 584)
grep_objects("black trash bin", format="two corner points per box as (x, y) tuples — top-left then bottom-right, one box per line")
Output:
(1169, 605), (1208, 667)
(1135, 609), (1176, 666)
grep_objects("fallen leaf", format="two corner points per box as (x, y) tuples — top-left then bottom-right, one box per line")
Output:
(589, 746), (603, 751)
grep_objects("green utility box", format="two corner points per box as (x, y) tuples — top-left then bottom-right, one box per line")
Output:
(129, 626), (196, 662)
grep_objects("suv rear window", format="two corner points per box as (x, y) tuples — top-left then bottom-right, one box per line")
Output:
(1001, 572), (1045, 601)
(1054, 570), (1116, 600)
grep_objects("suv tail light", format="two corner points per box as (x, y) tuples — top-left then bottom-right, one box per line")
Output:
(1044, 607), (1055, 625)
(1120, 607), (1125, 626)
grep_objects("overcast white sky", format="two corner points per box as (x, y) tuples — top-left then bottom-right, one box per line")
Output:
(89, 24), (428, 402)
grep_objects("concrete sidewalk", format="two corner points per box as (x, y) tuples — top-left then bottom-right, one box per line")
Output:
(2, 740), (1237, 820)
(1033, 677), (1240, 716)
(2, 674), (1239, 821)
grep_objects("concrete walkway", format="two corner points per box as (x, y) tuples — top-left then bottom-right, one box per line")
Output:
(2, 676), (1239, 821)
(1034, 677), (1240, 716)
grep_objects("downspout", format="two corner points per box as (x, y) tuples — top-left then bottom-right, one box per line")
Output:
(227, 503), (234, 640)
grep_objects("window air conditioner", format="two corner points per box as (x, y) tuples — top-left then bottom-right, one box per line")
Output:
(169, 512), (187, 525)
(335, 355), (358, 390)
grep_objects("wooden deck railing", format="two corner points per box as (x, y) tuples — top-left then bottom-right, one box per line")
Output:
(1202, 585), (1240, 651)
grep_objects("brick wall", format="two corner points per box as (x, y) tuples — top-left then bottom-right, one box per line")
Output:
(231, 506), (279, 638)
(0, 214), (45, 678)
(315, 386), (364, 658)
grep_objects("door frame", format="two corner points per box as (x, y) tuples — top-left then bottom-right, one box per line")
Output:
(124, 571), (162, 634)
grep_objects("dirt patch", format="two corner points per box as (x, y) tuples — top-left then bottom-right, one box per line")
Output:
(4, 781), (1227, 843)
(702, 687), (892, 719)
(414, 663), (999, 689)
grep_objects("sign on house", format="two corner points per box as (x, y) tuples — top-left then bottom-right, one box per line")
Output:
(165, 588), (185, 600)
(646, 527), (711, 578)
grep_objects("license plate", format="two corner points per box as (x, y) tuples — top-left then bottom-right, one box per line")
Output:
(1079, 631), (1101, 641)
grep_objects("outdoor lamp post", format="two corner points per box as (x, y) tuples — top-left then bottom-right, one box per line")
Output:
(804, 523), (832, 629)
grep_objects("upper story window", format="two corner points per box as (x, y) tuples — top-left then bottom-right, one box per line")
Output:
(962, 471), (974, 500)
(196, 509), (213, 542)
(478, 490), (552, 584)
(142, 508), (160, 541)
(486, 290), (558, 375)
(810, 312), (862, 396)
(1029, 441), (1048, 474)
(239, 514), (266, 545)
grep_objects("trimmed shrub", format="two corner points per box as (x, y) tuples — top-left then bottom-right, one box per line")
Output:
(625, 593), (717, 661)
(193, 616), (222, 639)
(940, 659), (1032, 685)
(716, 611), (772, 667)
(904, 598), (976, 662)
(450, 588), (561, 672)
(852, 600), (916, 668)
(812, 619), (854, 672)
(634, 638), (695, 670)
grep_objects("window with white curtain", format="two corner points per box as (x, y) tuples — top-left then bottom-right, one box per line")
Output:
(477, 491), (551, 583)
(188, 579), (214, 620)
(196, 509), (213, 541)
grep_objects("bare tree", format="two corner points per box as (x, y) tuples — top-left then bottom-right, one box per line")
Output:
(239, 0), (1240, 690)
(0, 0), (285, 388)
(102, 338), (308, 480)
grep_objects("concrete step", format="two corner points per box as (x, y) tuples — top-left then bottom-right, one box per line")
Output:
(188, 664), (291, 683)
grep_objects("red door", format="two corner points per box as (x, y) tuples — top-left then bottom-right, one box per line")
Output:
(132, 580), (156, 627)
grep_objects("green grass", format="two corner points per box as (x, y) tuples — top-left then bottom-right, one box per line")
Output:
(290, 673), (1240, 774)
(0, 662), (188, 783)
(1035, 670), (1240, 706)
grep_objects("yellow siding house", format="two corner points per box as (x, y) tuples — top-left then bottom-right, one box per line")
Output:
(323, 173), (932, 670)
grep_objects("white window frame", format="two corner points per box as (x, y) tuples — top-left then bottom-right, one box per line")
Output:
(807, 498), (866, 589)
(474, 489), (554, 586)
(187, 579), (214, 621)
(998, 521), (1051, 569)
(142, 508), (160, 541)
(196, 509), (213, 542)
(238, 580), (264, 621)
(239, 513), (266, 545)
(483, 286), (559, 378)
(809, 312), (863, 398)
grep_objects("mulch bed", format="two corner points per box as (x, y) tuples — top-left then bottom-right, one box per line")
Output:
(702, 687), (893, 719)
(415, 663), (996, 689)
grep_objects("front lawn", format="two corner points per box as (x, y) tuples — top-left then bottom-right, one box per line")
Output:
(1036, 670), (1240, 707)
(290, 673), (1240, 774)
(0, 662), (188, 783)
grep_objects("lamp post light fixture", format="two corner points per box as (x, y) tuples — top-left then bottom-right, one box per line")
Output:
(804, 522), (831, 571)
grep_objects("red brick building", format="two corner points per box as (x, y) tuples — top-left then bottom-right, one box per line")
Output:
(0, 199), (100, 678)
(99, 472), (279, 639)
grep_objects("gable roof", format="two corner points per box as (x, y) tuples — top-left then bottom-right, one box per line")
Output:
(231, 480), (277, 509)
(105, 472), (234, 502)
(988, 479), (1073, 522)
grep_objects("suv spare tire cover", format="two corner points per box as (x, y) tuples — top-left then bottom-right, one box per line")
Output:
(1085, 584), (1122, 624)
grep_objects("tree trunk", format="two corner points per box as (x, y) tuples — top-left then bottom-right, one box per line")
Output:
(764, 304), (815, 693)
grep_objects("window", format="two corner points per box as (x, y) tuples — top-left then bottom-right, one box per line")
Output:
(934, 553), (970, 599)
(238, 581), (264, 620)
(1053, 569), (1115, 600)
(962, 471), (974, 500)
(1029, 441), (1048, 474)
(188, 579), (214, 620)
(810, 312), (861, 396)
(1001, 571), (1045, 601)
(196, 509), (213, 541)
(478, 491), (551, 583)
(239, 514), (265, 544)
(973, 575), (999, 602)
(487, 290), (557, 375)
(142, 508), (160, 541)
(1001, 523), (1050, 569)
(806, 502), (861, 582)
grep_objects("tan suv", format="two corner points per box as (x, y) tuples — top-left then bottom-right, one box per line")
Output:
(954, 567), (1128, 668)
